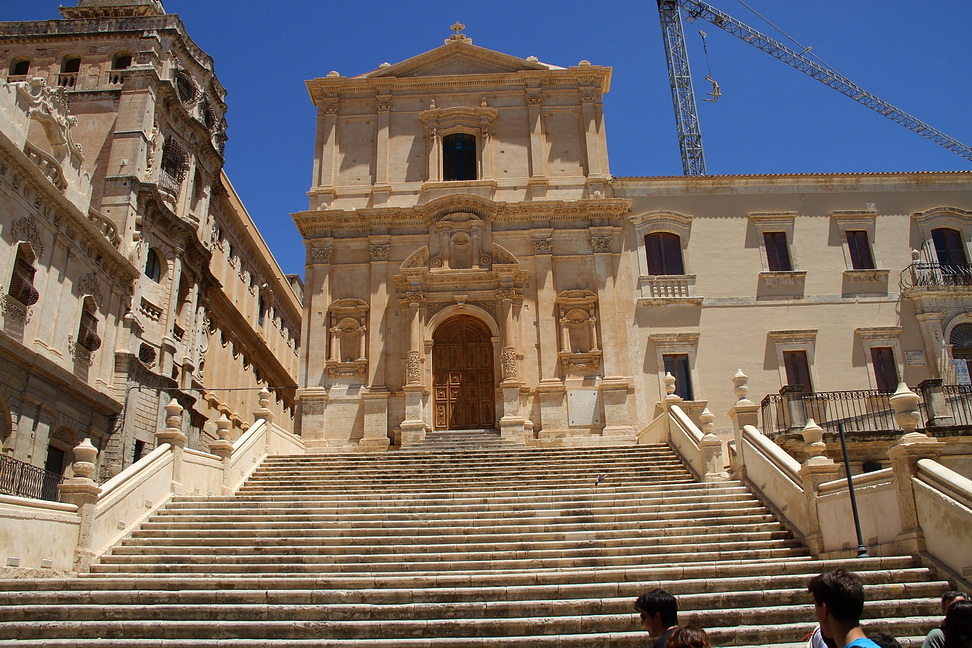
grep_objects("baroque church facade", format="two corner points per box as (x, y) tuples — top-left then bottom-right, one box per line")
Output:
(294, 28), (972, 467)
(0, 0), (300, 486)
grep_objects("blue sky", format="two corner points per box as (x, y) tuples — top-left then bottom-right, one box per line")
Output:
(7, 1), (972, 277)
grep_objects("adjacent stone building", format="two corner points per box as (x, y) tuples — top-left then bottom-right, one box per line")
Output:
(294, 28), (972, 465)
(0, 0), (300, 486)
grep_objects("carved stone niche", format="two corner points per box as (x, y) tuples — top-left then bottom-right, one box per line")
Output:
(325, 298), (368, 378)
(555, 290), (602, 376)
(430, 212), (491, 271)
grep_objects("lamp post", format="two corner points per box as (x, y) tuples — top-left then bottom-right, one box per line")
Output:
(837, 422), (868, 558)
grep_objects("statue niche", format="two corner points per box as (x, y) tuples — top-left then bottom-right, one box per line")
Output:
(430, 212), (491, 271)
(325, 298), (368, 378)
(556, 290), (601, 376)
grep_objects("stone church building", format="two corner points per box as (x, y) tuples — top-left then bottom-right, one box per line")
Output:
(294, 29), (972, 461)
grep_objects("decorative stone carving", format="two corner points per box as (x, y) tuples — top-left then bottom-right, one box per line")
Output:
(502, 346), (517, 381)
(376, 100), (392, 112)
(309, 245), (332, 265)
(526, 93), (542, 106)
(77, 272), (103, 307)
(14, 78), (83, 157)
(591, 236), (612, 253)
(369, 243), (390, 261)
(323, 102), (339, 115)
(532, 238), (552, 255)
(406, 350), (421, 384)
(68, 335), (95, 367)
(1, 294), (30, 323)
(11, 216), (43, 257)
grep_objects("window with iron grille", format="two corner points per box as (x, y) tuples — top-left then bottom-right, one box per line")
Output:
(8, 255), (39, 306)
(160, 137), (189, 184)
(77, 307), (102, 352)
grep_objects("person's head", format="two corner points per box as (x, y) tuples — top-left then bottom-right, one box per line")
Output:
(944, 599), (972, 648)
(808, 568), (865, 628)
(666, 625), (711, 648)
(942, 591), (968, 615)
(867, 632), (901, 648)
(634, 589), (678, 636)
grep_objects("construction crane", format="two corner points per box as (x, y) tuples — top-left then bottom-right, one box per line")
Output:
(657, 0), (972, 176)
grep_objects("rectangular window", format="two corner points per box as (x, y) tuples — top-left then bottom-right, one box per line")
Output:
(870, 347), (898, 392)
(764, 231), (793, 271)
(846, 230), (876, 270)
(783, 350), (812, 393)
(663, 353), (694, 401)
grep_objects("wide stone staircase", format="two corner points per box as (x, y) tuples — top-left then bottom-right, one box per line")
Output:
(0, 433), (947, 646)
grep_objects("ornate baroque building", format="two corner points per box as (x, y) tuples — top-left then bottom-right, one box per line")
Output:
(0, 0), (300, 484)
(294, 28), (972, 464)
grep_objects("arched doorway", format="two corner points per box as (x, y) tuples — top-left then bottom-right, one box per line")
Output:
(432, 315), (495, 430)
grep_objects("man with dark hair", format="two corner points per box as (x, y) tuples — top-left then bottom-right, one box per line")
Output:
(807, 568), (880, 648)
(923, 590), (968, 648)
(635, 589), (679, 647)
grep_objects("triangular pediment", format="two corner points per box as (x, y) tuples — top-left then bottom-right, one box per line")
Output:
(363, 41), (557, 79)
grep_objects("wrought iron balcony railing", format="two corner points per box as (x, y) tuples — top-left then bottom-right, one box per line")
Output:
(901, 262), (972, 291)
(760, 388), (929, 437)
(0, 453), (63, 502)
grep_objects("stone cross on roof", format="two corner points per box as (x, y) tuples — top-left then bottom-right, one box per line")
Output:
(447, 22), (471, 44)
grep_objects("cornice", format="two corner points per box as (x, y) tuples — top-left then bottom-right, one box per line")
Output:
(292, 197), (631, 237)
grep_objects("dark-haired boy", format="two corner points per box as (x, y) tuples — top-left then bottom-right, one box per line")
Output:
(807, 568), (880, 648)
(634, 589), (678, 647)
(922, 590), (968, 648)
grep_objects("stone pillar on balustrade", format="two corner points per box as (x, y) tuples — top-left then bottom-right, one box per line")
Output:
(154, 398), (186, 495)
(699, 407), (728, 482)
(57, 437), (101, 573)
(798, 418), (839, 556)
(887, 382), (944, 555)
(209, 413), (235, 495)
(728, 370), (760, 481)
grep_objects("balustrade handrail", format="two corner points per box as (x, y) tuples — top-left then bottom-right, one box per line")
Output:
(0, 453), (63, 502)
(901, 261), (972, 290)
(760, 388), (927, 437)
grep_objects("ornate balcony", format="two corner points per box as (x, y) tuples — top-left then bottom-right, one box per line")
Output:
(636, 274), (702, 307)
(901, 262), (972, 295)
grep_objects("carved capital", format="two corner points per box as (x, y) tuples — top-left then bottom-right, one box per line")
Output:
(532, 238), (552, 255)
(591, 236), (612, 253)
(309, 245), (332, 265)
(369, 243), (390, 261)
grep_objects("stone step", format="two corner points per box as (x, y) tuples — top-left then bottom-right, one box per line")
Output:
(112, 528), (795, 556)
(0, 434), (949, 647)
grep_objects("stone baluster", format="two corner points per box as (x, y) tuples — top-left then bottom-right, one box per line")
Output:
(154, 398), (186, 495)
(887, 382), (944, 554)
(58, 437), (101, 572)
(798, 418), (839, 556)
(254, 387), (274, 454)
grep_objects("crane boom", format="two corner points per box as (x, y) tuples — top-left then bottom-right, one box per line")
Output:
(657, 0), (972, 176)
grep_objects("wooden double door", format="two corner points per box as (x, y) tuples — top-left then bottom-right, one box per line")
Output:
(432, 316), (495, 430)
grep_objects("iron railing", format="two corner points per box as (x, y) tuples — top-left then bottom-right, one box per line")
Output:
(0, 453), (63, 501)
(760, 388), (929, 437)
(941, 384), (972, 426)
(901, 262), (972, 290)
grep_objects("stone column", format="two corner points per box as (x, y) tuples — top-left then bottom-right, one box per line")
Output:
(580, 89), (604, 177)
(375, 96), (391, 186)
(887, 382), (944, 555)
(798, 418), (840, 556)
(400, 295), (426, 446)
(526, 90), (544, 178)
(728, 370), (760, 480)
(498, 289), (527, 441)
(316, 102), (339, 188)
(154, 398), (186, 495)
(533, 235), (566, 441)
(914, 311), (946, 379)
(57, 438), (101, 573)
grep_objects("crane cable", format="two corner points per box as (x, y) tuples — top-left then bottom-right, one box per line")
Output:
(733, 0), (837, 74)
(698, 31), (721, 102)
